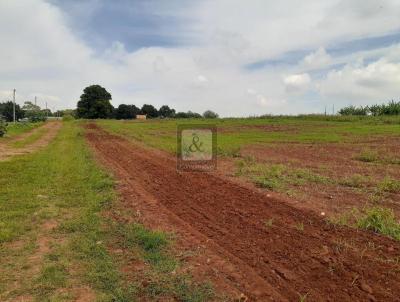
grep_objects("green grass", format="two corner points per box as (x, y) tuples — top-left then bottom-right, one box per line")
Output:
(331, 207), (400, 241)
(355, 149), (379, 163)
(2, 122), (43, 139)
(235, 158), (329, 192)
(97, 116), (400, 156)
(357, 207), (400, 241)
(264, 218), (274, 228)
(339, 174), (369, 188)
(377, 177), (400, 193)
(11, 126), (48, 148)
(0, 121), (219, 301)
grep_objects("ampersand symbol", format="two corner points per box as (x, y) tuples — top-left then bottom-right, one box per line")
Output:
(189, 133), (204, 152)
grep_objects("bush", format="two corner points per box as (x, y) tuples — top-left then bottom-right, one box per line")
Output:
(0, 116), (7, 137)
(62, 114), (74, 121)
(355, 149), (379, 162)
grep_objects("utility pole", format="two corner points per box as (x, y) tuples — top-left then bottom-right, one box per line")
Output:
(46, 101), (48, 119)
(324, 105), (327, 116)
(13, 89), (16, 123)
(34, 96), (37, 106)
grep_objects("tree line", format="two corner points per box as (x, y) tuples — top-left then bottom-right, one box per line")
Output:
(339, 100), (400, 116)
(76, 85), (219, 119)
(0, 101), (61, 122)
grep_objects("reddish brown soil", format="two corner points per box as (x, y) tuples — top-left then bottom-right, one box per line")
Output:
(240, 141), (400, 217)
(85, 124), (400, 302)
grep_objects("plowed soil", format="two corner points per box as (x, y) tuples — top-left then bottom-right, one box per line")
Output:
(85, 124), (400, 302)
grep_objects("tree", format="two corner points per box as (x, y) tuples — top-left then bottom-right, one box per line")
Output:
(0, 116), (7, 137)
(203, 110), (219, 119)
(22, 101), (46, 122)
(115, 104), (140, 119)
(158, 105), (175, 118)
(174, 111), (202, 118)
(338, 105), (368, 116)
(141, 104), (158, 118)
(77, 85), (113, 119)
(0, 101), (24, 122)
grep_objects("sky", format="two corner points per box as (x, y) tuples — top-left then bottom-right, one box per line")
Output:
(0, 0), (400, 117)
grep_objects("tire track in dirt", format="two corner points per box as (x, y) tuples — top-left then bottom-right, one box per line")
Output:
(85, 124), (400, 302)
(0, 122), (62, 161)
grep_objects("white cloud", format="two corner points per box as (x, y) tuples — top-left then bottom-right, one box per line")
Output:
(319, 58), (400, 105)
(283, 73), (311, 93)
(301, 47), (332, 70)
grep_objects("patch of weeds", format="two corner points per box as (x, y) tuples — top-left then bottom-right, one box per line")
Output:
(144, 274), (215, 302)
(34, 264), (68, 297)
(339, 174), (369, 188)
(377, 177), (400, 193)
(264, 218), (274, 228)
(333, 207), (400, 241)
(383, 156), (400, 165)
(356, 207), (400, 241)
(298, 292), (309, 302)
(329, 208), (361, 226)
(117, 223), (177, 273)
(295, 222), (304, 231)
(291, 168), (330, 185)
(236, 159), (329, 192)
(355, 149), (379, 163)
(217, 146), (241, 158)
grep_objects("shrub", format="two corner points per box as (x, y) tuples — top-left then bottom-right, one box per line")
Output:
(355, 149), (379, 162)
(62, 114), (74, 121)
(0, 116), (7, 137)
(378, 177), (400, 193)
(339, 174), (368, 188)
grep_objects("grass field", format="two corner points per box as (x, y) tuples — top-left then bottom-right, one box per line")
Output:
(98, 115), (400, 155)
(0, 121), (215, 301)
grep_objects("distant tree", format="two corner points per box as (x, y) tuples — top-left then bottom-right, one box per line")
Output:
(0, 101), (24, 122)
(338, 105), (368, 116)
(141, 104), (158, 118)
(381, 100), (400, 115)
(186, 111), (202, 118)
(175, 111), (202, 118)
(22, 101), (46, 122)
(368, 104), (382, 116)
(175, 112), (188, 118)
(0, 116), (7, 137)
(42, 108), (52, 117)
(203, 110), (219, 119)
(115, 104), (140, 119)
(77, 85), (113, 119)
(158, 105), (175, 118)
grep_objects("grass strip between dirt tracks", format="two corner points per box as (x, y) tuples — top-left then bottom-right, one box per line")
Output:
(1, 122), (44, 140)
(0, 121), (217, 301)
(10, 125), (49, 148)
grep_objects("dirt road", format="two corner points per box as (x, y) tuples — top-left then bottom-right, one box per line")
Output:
(86, 124), (400, 301)
(0, 121), (62, 161)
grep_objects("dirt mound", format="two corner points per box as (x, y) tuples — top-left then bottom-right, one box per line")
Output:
(85, 124), (400, 302)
